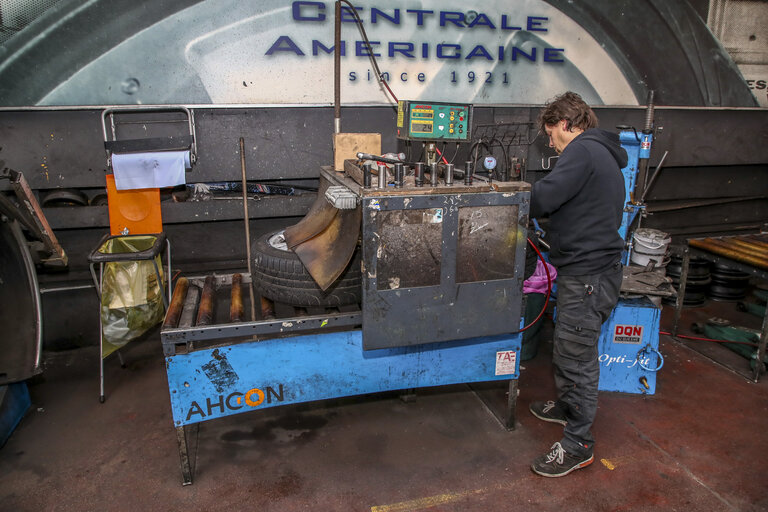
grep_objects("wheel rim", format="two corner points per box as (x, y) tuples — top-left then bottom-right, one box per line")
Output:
(268, 231), (289, 252)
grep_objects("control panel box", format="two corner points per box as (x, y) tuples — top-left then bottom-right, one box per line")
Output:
(397, 100), (472, 141)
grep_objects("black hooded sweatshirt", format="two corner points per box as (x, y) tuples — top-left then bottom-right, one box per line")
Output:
(530, 128), (628, 275)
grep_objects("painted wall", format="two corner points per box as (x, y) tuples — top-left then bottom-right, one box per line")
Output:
(0, 0), (760, 107)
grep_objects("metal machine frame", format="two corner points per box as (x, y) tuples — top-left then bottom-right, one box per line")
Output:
(161, 164), (531, 485)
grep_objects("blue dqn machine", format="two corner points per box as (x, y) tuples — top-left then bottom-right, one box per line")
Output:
(595, 94), (668, 395)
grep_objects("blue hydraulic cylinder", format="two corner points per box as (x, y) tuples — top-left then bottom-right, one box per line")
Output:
(618, 130), (641, 242)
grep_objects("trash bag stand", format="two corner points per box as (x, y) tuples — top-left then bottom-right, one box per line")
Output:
(88, 232), (171, 403)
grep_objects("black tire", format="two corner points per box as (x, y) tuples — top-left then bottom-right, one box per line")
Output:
(251, 229), (362, 307)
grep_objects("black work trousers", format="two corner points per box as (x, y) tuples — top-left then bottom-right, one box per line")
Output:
(553, 261), (623, 456)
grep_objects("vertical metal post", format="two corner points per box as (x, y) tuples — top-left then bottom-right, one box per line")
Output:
(239, 138), (257, 321)
(333, 1), (341, 134)
(505, 379), (518, 430)
(672, 246), (690, 336)
(754, 304), (768, 382)
(98, 262), (105, 403)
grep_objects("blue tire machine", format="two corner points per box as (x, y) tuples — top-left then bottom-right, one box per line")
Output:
(594, 95), (669, 395)
(161, 102), (532, 484)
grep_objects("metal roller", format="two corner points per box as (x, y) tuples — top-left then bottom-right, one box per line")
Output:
(163, 277), (189, 329)
(196, 276), (215, 326)
(178, 285), (200, 328)
(690, 238), (768, 270)
(230, 273), (244, 323)
(261, 296), (275, 320)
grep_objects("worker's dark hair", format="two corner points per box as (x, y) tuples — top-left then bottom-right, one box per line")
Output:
(538, 91), (598, 133)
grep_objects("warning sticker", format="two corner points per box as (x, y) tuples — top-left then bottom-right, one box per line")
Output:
(495, 350), (517, 375)
(613, 324), (643, 344)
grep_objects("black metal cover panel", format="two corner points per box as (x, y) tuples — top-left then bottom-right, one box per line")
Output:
(0, 219), (41, 384)
(362, 190), (529, 350)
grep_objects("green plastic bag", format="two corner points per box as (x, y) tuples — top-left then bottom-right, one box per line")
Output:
(98, 236), (165, 357)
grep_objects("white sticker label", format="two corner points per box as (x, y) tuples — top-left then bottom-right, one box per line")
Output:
(495, 350), (517, 375)
(613, 324), (643, 344)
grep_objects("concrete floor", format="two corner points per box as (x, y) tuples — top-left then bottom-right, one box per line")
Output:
(1, 301), (767, 512)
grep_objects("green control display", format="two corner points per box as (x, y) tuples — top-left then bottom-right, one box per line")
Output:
(397, 100), (473, 141)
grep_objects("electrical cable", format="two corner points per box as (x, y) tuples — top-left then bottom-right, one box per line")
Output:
(338, 0), (398, 105)
(509, 237), (552, 334)
(433, 146), (450, 165)
(449, 143), (460, 164)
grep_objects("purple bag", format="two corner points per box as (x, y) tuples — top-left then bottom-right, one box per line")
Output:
(523, 259), (557, 295)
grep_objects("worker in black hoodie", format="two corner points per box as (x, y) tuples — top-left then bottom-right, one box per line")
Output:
(528, 91), (628, 478)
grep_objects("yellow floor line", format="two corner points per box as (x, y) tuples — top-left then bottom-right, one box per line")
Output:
(371, 479), (524, 512)
(371, 487), (485, 512)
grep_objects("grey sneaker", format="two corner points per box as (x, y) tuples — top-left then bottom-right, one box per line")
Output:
(529, 400), (567, 426)
(531, 442), (594, 477)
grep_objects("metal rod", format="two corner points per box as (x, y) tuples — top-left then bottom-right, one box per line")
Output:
(640, 150), (668, 204)
(464, 160), (473, 185)
(445, 163), (454, 186)
(672, 246), (690, 336)
(377, 164), (387, 188)
(333, 1), (341, 134)
(230, 273), (245, 322)
(755, 302), (768, 382)
(429, 162), (438, 187)
(163, 277), (189, 329)
(363, 163), (372, 188)
(394, 162), (404, 188)
(414, 162), (424, 187)
(239, 138), (257, 321)
(39, 283), (95, 294)
(196, 276), (215, 326)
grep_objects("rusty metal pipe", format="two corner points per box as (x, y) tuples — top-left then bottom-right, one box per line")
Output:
(743, 236), (768, 250)
(706, 237), (768, 258)
(689, 239), (768, 270)
(729, 239), (768, 257)
(196, 276), (215, 326)
(230, 273), (244, 323)
(179, 285), (200, 328)
(261, 296), (275, 320)
(163, 277), (188, 329)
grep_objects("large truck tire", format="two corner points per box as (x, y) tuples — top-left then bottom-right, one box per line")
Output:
(251, 230), (362, 307)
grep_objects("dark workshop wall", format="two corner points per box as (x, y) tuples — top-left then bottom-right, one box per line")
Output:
(0, 0), (766, 349)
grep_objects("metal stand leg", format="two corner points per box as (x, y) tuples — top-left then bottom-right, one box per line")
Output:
(176, 425), (195, 486)
(672, 247), (690, 337)
(94, 262), (106, 404)
(754, 307), (768, 382)
(166, 239), (172, 305)
(505, 379), (518, 430)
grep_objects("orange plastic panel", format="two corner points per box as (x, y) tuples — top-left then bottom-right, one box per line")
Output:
(106, 174), (163, 236)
